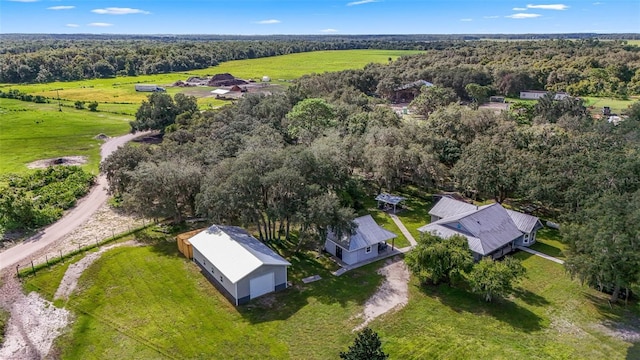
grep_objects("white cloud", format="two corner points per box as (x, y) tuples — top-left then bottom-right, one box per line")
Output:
(460, 18), (473, 22)
(8, 0), (39, 2)
(66, 23), (79, 28)
(592, 1), (602, 4)
(91, 7), (150, 15)
(506, 13), (542, 18)
(527, 4), (569, 10)
(347, 0), (378, 6)
(320, 28), (339, 33)
(88, 22), (113, 27)
(483, 15), (500, 19)
(48, 5), (75, 10)
(256, 19), (281, 24)
(513, 7), (527, 10)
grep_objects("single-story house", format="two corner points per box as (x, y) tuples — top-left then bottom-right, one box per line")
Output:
(189, 225), (291, 306)
(418, 197), (543, 261)
(325, 215), (397, 265)
(520, 90), (569, 100)
(392, 80), (433, 103)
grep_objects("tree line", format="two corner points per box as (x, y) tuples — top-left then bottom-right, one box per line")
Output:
(0, 37), (422, 84)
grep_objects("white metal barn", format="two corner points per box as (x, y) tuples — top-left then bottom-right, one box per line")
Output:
(189, 225), (291, 305)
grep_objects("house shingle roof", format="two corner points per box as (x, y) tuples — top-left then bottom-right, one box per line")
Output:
(419, 198), (542, 256)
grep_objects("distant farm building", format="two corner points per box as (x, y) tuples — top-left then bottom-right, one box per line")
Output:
(207, 73), (248, 87)
(392, 80), (433, 103)
(183, 225), (291, 306)
(262, 75), (271, 82)
(520, 90), (569, 101)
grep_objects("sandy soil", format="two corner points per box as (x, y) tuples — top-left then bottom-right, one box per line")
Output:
(355, 256), (410, 330)
(26, 156), (88, 169)
(0, 274), (70, 360)
(54, 241), (139, 300)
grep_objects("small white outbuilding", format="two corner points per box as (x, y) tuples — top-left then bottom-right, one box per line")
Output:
(189, 225), (291, 305)
(262, 75), (271, 82)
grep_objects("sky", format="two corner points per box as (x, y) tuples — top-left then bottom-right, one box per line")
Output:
(1, 0), (639, 35)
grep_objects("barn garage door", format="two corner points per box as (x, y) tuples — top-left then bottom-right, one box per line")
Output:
(250, 272), (275, 299)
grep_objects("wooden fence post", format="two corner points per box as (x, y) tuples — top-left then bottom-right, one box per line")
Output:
(46, 255), (49, 266)
(59, 250), (63, 261)
(31, 260), (35, 275)
(16, 264), (20, 278)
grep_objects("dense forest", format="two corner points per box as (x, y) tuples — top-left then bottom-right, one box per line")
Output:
(101, 38), (640, 295)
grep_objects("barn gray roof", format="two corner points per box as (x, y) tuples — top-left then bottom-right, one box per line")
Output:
(188, 225), (290, 283)
(394, 80), (434, 91)
(419, 198), (542, 255)
(329, 215), (397, 251)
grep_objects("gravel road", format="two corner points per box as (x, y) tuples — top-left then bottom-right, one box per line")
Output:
(0, 132), (150, 271)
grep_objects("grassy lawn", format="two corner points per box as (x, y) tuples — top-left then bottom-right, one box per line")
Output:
(27, 238), (383, 359)
(22, 233), (639, 359)
(0, 50), (421, 108)
(582, 96), (637, 116)
(0, 98), (131, 174)
(376, 252), (638, 359)
(530, 227), (567, 260)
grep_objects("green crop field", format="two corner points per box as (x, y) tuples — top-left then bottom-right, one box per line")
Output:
(23, 229), (639, 359)
(0, 98), (131, 174)
(0, 50), (420, 175)
(0, 50), (421, 107)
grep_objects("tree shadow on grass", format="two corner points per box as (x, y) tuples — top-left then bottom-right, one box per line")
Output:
(512, 287), (550, 307)
(420, 283), (545, 332)
(238, 250), (384, 324)
(627, 342), (640, 360)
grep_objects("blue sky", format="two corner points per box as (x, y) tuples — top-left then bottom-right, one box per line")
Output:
(1, 0), (638, 34)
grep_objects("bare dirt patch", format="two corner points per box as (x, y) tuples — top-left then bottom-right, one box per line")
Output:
(54, 240), (140, 300)
(0, 275), (69, 360)
(26, 156), (87, 169)
(594, 320), (640, 343)
(25, 203), (145, 267)
(355, 256), (409, 330)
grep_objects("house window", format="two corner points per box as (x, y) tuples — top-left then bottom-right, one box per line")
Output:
(220, 276), (223, 283)
(524, 234), (529, 244)
(365, 246), (372, 253)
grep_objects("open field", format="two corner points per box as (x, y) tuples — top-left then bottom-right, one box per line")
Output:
(0, 50), (421, 108)
(22, 230), (639, 359)
(0, 98), (131, 174)
(583, 96), (638, 116)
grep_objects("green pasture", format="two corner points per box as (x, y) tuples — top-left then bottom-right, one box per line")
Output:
(23, 224), (639, 359)
(0, 98), (131, 174)
(582, 96), (638, 116)
(0, 50), (421, 107)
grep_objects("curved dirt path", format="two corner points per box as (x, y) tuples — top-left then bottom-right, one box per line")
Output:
(54, 241), (138, 300)
(355, 256), (410, 330)
(0, 132), (151, 271)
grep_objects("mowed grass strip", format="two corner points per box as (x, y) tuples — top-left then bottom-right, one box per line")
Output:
(0, 50), (421, 105)
(50, 241), (382, 359)
(0, 98), (131, 174)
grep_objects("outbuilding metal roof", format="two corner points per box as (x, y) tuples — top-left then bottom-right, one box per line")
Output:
(188, 225), (290, 284)
(211, 89), (230, 95)
(375, 193), (406, 205)
(329, 215), (397, 251)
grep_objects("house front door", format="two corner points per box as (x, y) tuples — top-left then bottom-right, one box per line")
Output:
(336, 246), (343, 260)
